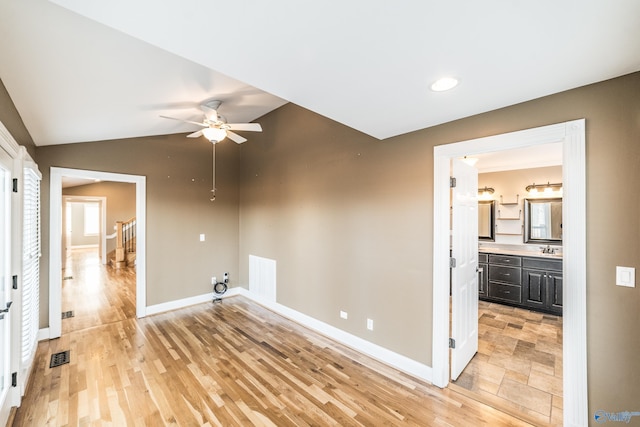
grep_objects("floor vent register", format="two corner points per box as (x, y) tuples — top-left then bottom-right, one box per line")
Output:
(49, 351), (70, 368)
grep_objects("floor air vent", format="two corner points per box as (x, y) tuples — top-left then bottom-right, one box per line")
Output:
(63, 276), (73, 280)
(50, 351), (70, 368)
(61, 311), (74, 319)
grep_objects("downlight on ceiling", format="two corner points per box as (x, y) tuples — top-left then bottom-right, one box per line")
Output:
(430, 77), (459, 92)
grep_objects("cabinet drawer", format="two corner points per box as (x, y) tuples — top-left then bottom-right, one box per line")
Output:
(522, 257), (562, 271)
(488, 254), (521, 267)
(489, 265), (522, 285)
(488, 282), (521, 304)
(478, 253), (488, 263)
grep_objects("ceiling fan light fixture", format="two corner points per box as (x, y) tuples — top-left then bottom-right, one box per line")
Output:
(430, 76), (459, 92)
(202, 127), (227, 143)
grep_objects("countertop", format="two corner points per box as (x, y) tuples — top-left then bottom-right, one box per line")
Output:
(479, 247), (563, 259)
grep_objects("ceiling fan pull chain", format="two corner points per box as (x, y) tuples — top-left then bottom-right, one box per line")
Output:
(210, 144), (216, 202)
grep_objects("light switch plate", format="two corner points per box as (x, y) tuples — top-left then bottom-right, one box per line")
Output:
(616, 266), (635, 288)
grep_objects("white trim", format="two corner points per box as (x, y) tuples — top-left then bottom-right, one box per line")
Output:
(69, 244), (99, 249)
(235, 287), (433, 382)
(145, 292), (217, 316)
(37, 328), (50, 341)
(432, 120), (587, 426)
(49, 168), (147, 339)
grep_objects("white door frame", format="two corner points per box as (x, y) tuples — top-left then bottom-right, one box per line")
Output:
(49, 167), (147, 339)
(432, 120), (587, 426)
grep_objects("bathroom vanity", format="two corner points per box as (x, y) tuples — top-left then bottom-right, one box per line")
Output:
(478, 249), (562, 315)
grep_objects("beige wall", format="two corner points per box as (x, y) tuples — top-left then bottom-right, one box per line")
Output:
(64, 181), (136, 253)
(239, 72), (640, 416)
(36, 134), (241, 317)
(0, 79), (36, 158)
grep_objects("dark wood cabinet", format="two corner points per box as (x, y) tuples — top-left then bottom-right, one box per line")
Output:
(522, 257), (563, 315)
(479, 252), (563, 315)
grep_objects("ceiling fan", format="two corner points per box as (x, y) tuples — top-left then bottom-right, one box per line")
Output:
(160, 100), (262, 144)
(160, 100), (263, 201)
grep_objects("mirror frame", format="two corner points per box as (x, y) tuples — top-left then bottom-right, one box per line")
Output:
(523, 197), (563, 244)
(478, 200), (495, 241)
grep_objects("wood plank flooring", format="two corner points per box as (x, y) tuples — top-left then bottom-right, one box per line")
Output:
(61, 248), (136, 334)
(13, 249), (539, 426)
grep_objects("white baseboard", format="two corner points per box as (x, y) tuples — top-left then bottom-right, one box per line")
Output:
(145, 292), (216, 316)
(37, 328), (50, 341)
(141, 286), (432, 383)
(232, 287), (433, 383)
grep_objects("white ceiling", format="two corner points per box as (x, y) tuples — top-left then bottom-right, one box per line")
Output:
(1, 0), (639, 146)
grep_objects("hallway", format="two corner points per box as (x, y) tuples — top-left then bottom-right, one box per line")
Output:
(61, 247), (136, 334)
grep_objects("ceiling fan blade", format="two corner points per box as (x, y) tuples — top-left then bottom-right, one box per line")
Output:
(226, 123), (262, 132)
(160, 115), (207, 127)
(187, 130), (203, 138)
(226, 131), (247, 144)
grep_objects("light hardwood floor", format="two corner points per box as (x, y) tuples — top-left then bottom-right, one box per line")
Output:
(13, 251), (539, 426)
(61, 248), (136, 334)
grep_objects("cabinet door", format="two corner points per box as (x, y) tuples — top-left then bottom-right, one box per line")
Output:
(546, 271), (563, 314)
(522, 268), (546, 309)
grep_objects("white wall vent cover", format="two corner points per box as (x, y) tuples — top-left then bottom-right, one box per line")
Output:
(249, 255), (276, 302)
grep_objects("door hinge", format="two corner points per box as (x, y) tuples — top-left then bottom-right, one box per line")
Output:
(450, 258), (456, 268)
(12, 178), (18, 193)
(450, 177), (456, 188)
(449, 338), (456, 349)
(12, 275), (18, 290)
(11, 372), (17, 387)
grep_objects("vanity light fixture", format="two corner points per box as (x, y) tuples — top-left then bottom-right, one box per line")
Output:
(478, 186), (495, 197)
(431, 76), (459, 92)
(526, 182), (562, 194)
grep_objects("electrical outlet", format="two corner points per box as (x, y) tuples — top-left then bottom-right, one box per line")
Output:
(212, 276), (217, 285)
(224, 272), (229, 283)
(367, 319), (374, 330)
(340, 311), (348, 319)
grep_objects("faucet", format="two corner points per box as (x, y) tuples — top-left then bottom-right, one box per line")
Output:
(540, 245), (555, 254)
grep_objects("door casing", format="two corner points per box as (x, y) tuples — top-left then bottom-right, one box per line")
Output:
(432, 119), (587, 425)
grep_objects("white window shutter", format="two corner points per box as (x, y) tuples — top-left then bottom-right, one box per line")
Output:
(21, 167), (40, 366)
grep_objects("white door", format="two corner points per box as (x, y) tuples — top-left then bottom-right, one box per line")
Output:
(450, 158), (479, 380)
(0, 148), (13, 425)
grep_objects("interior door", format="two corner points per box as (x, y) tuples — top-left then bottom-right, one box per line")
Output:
(0, 148), (13, 426)
(451, 158), (479, 380)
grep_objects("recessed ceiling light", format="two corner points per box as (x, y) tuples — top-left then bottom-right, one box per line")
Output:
(430, 77), (459, 92)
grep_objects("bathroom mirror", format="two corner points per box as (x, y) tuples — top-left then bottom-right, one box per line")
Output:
(478, 200), (495, 241)
(524, 198), (562, 243)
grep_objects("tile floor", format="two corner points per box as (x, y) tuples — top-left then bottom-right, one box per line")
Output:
(453, 300), (563, 426)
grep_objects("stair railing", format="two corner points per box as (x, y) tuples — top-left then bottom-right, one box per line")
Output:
(115, 217), (136, 266)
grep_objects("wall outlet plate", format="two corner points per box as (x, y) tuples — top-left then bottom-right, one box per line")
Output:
(340, 311), (348, 319)
(367, 319), (374, 330)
